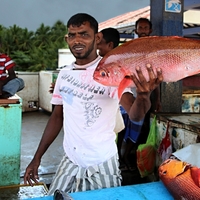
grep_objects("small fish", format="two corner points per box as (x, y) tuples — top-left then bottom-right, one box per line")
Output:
(93, 36), (200, 97)
(159, 158), (200, 200)
(54, 189), (74, 200)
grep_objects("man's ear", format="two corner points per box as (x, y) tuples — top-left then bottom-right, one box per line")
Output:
(108, 42), (114, 49)
(64, 34), (69, 44)
(135, 29), (138, 35)
(96, 32), (103, 45)
(149, 29), (153, 35)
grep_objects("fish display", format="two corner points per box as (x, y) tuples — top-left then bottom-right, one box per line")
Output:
(93, 36), (200, 97)
(159, 158), (200, 200)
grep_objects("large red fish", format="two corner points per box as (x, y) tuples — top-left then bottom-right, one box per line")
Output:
(159, 158), (200, 200)
(93, 36), (200, 97)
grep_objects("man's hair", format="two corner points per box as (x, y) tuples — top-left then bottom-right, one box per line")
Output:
(135, 18), (152, 29)
(101, 28), (120, 48)
(67, 13), (98, 33)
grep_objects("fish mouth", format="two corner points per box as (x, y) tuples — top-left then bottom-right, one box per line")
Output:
(159, 158), (191, 179)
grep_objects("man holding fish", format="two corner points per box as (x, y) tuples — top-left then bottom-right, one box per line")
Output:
(24, 13), (163, 196)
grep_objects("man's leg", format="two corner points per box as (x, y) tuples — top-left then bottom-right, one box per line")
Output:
(48, 154), (122, 195)
(2, 78), (24, 97)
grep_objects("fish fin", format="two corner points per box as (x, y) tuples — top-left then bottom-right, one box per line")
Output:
(191, 167), (200, 187)
(118, 77), (133, 99)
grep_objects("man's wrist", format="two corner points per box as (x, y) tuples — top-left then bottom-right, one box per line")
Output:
(136, 92), (151, 100)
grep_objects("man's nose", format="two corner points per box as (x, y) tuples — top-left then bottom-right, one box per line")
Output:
(73, 35), (82, 43)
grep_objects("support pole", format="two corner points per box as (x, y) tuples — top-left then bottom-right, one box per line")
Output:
(150, 0), (184, 113)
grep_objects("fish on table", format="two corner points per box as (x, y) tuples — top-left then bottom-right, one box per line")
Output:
(93, 36), (200, 97)
(158, 158), (200, 200)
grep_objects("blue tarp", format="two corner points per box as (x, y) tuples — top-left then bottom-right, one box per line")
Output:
(25, 181), (173, 200)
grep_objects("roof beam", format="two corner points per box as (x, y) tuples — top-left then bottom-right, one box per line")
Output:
(183, 26), (200, 35)
(184, 0), (200, 10)
(119, 34), (134, 39)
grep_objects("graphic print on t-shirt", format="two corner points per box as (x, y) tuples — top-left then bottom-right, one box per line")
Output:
(59, 70), (106, 128)
(82, 102), (102, 127)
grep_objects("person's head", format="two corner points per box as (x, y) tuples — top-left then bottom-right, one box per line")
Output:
(135, 18), (152, 38)
(65, 13), (102, 65)
(97, 28), (120, 57)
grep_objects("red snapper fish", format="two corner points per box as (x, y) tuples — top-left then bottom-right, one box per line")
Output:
(93, 36), (200, 97)
(159, 158), (200, 200)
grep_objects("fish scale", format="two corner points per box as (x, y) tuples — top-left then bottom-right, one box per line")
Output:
(159, 159), (200, 200)
(163, 169), (200, 200)
(93, 36), (200, 96)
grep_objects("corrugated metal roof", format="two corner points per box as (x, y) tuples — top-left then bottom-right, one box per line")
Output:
(99, 6), (150, 31)
(99, 5), (200, 42)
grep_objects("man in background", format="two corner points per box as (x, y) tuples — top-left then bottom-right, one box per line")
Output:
(97, 27), (126, 145)
(0, 52), (24, 98)
(97, 27), (120, 57)
(135, 18), (153, 38)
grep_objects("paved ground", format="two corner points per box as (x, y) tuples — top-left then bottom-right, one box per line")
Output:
(20, 110), (64, 185)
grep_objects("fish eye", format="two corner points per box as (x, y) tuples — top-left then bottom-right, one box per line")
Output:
(100, 70), (107, 77)
(163, 170), (167, 175)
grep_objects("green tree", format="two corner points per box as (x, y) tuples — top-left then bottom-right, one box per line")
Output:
(0, 22), (68, 72)
(35, 23), (51, 48)
(18, 28), (35, 52)
(11, 50), (32, 71)
(51, 20), (68, 44)
(9, 25), (22, 50)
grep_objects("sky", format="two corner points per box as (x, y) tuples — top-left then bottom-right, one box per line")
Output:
(0, 0), (149, 31)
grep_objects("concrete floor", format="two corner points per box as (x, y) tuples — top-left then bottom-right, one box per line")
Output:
(20, 110), (150, 187)
(20, 109), (64, 185)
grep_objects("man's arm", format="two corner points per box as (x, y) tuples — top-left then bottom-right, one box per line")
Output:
(154, 86), (161, 112)
(120, 65), (163, 122)
(4, 67), (16, 83)
(24, 105), (63, 186)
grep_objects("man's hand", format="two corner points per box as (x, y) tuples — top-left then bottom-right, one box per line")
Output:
(121, 64), (163, 122)
(132, 64), (163, 96)
(24, 159), (40, 186)
(49, 82), (55, 94)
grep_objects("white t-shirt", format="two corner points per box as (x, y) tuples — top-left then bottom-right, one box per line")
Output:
(51, 56), (123, 167)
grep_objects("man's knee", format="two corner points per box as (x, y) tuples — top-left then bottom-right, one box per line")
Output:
(16, 78), (25, 91)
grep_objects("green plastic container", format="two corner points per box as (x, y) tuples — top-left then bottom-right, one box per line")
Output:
(0, 97), (22, 186)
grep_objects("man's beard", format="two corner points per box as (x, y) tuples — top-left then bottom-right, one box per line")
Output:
(71, 40), (95, 60)
(139, 33), (150, 37)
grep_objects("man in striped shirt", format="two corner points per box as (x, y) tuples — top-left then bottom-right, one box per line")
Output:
(0, 53), (24, 98)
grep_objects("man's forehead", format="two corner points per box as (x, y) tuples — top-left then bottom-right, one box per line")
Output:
(138, 21), (150, 26)
(68, 21), (90, 29)
(99, 38), (107, 44)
